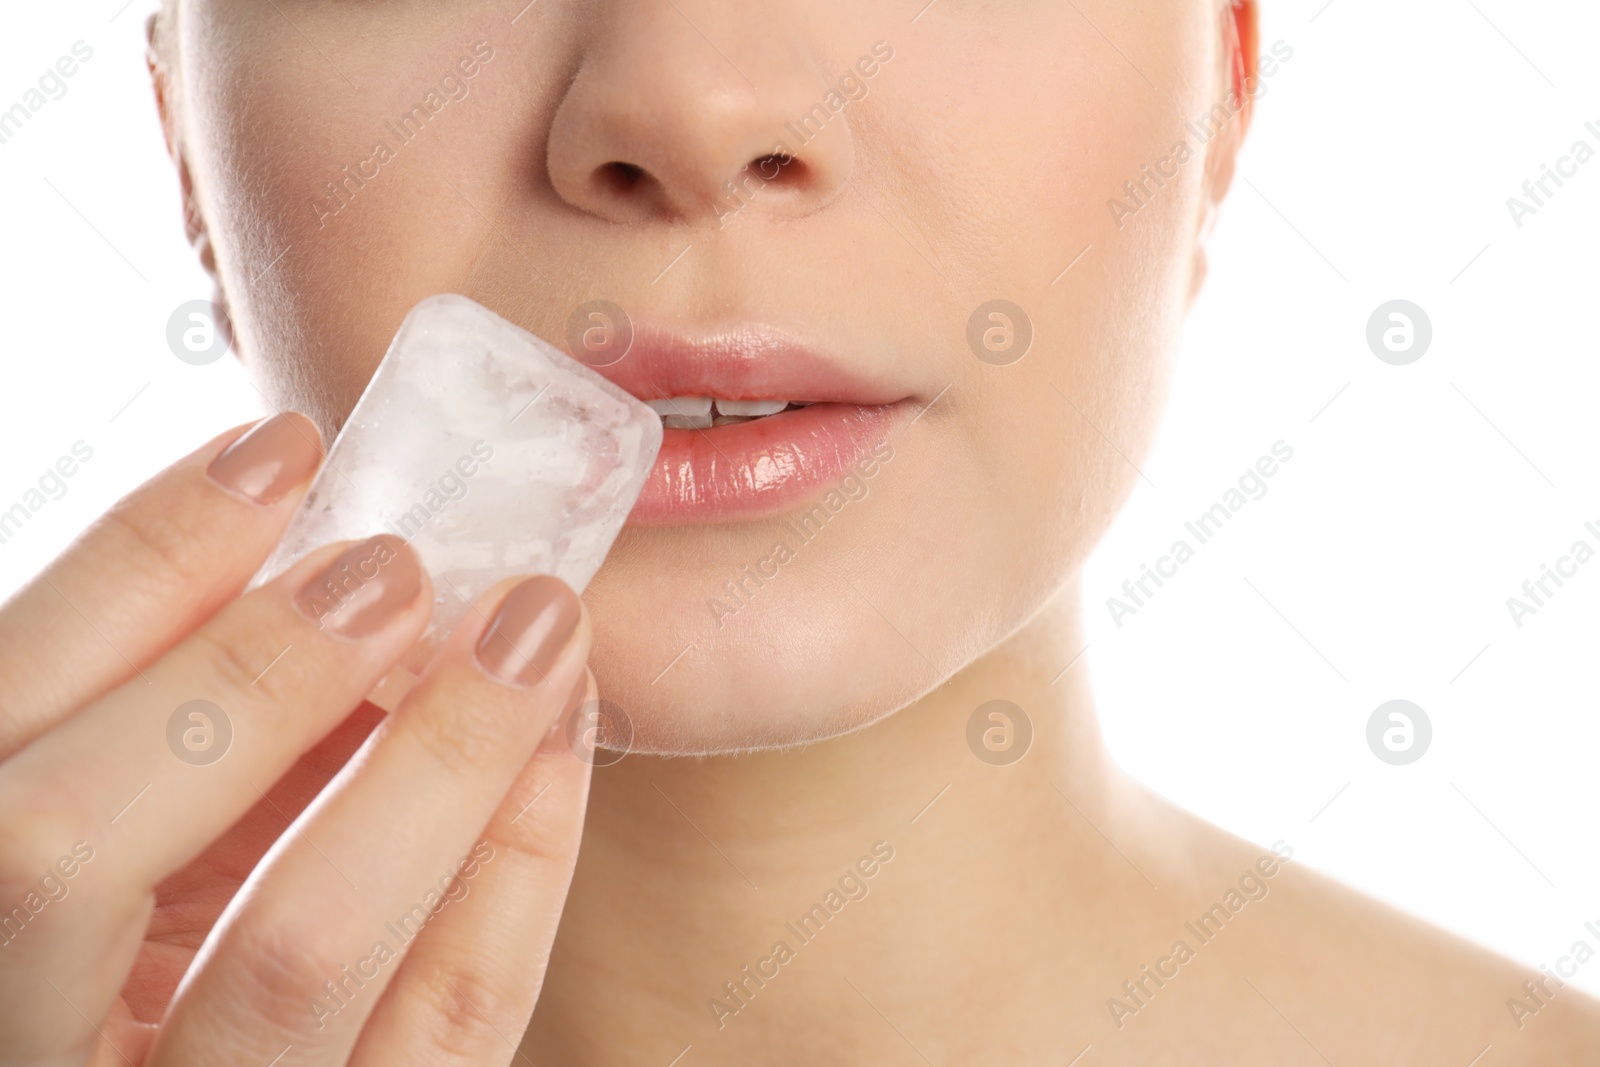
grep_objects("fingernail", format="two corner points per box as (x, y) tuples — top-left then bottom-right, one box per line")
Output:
(293, 535), (424, 638)
(475, 576), (582, 687)
(207, 413), (323, 505)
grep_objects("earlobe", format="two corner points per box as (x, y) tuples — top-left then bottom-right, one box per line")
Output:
(145, 13), (178, 161)
(1199, 0), (1258, 209)
(146, 11), (213, 277)
(1190, 0), (1257, 304)
(1227, 0), (1260, 134)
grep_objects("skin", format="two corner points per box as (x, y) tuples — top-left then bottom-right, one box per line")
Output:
(0, 0), (1593, 1064)
(0, 420), (598, 1066)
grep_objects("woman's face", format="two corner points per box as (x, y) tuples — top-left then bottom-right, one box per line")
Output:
(160, 0), (1240, 753)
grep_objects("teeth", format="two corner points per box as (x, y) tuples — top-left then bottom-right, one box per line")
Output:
(646, 397), (712, 418)
(649, 396), (799, 428)
(714, 399), (789, 417)
(662, 414), (714, 430)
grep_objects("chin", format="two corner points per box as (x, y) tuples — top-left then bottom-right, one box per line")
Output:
(582, 540), (940, 756)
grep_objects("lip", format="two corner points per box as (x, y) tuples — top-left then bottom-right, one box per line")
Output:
(584, 324), (910, 525)
(627, 401), (905, 525)
(592, 323), (907, 405)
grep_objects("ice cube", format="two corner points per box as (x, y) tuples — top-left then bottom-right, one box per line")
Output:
(254, 294), (661, 705)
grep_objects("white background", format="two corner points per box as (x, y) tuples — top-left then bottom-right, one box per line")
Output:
(2, 0), (1597, 997)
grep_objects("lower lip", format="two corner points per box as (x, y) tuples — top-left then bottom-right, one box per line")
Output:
(626, 401), (905, 525)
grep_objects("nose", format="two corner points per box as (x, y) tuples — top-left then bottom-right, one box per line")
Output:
(546, 3), (855, 225)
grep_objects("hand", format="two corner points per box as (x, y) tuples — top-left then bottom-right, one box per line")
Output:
(0, 414), (596, 1066)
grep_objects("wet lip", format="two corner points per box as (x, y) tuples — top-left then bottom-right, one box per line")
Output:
(584, 324), (910, 526)
(591, 323), (907, 405)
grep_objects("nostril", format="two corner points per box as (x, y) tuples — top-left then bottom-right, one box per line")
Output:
(597, 160), (650, 194)
(749, 152), (805, 188)
(579, 153), (816, 221)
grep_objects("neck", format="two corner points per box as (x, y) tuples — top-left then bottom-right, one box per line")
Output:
(527, 585), (1205, 1061)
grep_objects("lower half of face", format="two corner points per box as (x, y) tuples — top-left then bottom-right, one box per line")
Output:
(176, 0), (1222, 752)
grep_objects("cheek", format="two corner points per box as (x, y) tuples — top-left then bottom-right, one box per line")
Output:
(184, 5), (536, 428)
(872, 5), (1214, 596)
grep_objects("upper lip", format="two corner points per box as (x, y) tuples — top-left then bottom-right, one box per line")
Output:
(591, 323), (907, 406)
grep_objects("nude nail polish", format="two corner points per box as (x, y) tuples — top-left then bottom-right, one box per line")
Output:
(206, 412), (324, 505)
(293, 534), (424, 638)
(475, 575), (582, 687)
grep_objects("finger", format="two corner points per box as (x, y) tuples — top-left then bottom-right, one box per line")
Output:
(146, 575), (591, 1067)
(0, 413), (324, 757)
(351, 670), (596, 1067)
(124, 699), (389, 1018)
(0, 536), (429, 1062)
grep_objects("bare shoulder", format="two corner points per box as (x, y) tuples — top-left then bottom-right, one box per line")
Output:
(1209, 836), (1600, 1064)
(1101, 788), (1600, 1064)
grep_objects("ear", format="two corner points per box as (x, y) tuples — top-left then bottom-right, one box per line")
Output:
(1190, 0), (1259, 302)
(146, 12), (214, 273)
